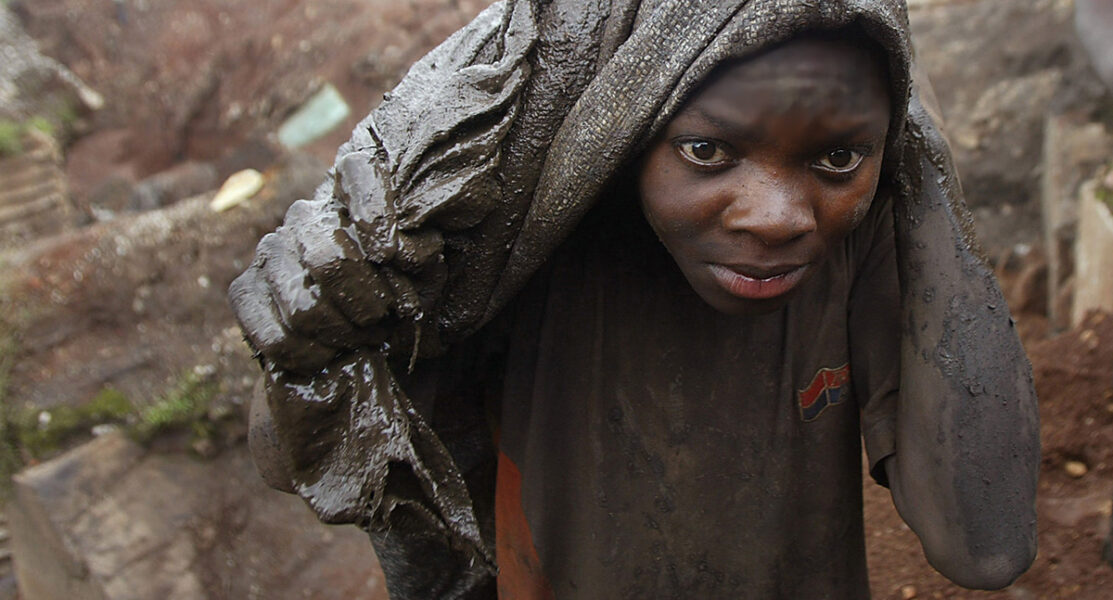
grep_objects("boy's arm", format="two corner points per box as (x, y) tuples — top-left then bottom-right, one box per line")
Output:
(883, 93), (1039, 589)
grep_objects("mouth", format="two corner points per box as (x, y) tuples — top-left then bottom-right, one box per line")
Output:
(707, 262), (811, 300)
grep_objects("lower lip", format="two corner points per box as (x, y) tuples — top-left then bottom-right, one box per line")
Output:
(708, 264), (809, 300)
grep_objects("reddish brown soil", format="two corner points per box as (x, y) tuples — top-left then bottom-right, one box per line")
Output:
(866, 308), (1113, 599)
(10, 0), (494, 207)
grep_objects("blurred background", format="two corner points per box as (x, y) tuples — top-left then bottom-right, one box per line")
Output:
(1, 0), (1111, 598)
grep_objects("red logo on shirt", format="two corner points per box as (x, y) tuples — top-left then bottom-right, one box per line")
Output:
(798, 364), (851, 422)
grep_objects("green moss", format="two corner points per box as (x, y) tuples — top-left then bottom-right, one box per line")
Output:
(0, 335), (20, 498)
(7, 370), (219, 461)
(16, 387), (135, 457)
(0, 121), (23, 157)
(0, 107), (76, 158)
(26, 115), (55, 138)
(1, 361), (225, 497)
(0, 271), (25, 497)
(1098, 172), (1113, 213)
(128, 371), (218, 443)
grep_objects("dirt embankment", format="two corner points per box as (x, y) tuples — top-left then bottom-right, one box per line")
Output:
(9, 0), (493, 212)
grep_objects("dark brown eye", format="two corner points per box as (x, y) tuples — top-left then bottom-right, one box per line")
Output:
(814, 148), (865, 174)
(827, 149), (853, 168)
(676, 140), (730, 166)
(691, 141), (718, 161)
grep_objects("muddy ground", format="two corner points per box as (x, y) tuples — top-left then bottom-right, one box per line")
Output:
(1, 0), (1112, 598)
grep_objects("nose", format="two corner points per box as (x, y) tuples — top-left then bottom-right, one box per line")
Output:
(720, 167), (816, 247)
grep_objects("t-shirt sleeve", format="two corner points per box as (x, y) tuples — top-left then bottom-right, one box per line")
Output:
(848, 190), (901, 487)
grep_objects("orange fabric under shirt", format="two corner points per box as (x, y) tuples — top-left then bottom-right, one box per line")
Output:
(495, 451), (555, 600)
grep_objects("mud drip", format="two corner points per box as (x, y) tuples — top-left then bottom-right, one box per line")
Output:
(267, 350), (491, 559)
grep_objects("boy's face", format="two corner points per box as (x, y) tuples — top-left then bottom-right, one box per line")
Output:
(638, 35), (891, 315)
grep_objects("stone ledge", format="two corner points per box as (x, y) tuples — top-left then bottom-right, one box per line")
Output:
(11, 434), (387, 600)
(1072, 179), (1113, 327)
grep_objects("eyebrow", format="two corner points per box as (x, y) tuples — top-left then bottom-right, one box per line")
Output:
(689, 106), (886, 142)
(690, 107), (765, 142)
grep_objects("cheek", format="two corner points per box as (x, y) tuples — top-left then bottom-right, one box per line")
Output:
(640, 190), (719, 247)
(819, 172), (882, 240)
(846, 189), (874, 227)
(638, 152), (692, 237)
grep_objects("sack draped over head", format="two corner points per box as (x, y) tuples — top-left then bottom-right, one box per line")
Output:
(229, 0), (1007, 595)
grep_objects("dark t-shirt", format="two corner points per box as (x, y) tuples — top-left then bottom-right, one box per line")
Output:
(493, 191), (901, 599)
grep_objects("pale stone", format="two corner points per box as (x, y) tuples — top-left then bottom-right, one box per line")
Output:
(1064, 460), (1088, 478)
(1076, 0), (1113, 93)
(276, 83), (351, 149)
(10, 434), (387, 600)
(209, 169), (265, 212)
(0, 4), (102, 120)
(0, 127), (74, 251)
(1072, 180), (1113, 326)
(1079, 328), (1100, 351)
(900, 584), (918, 599)
(1040, 115), (1112, 330)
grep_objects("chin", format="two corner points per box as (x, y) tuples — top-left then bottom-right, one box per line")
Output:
(697, 288), (794, 316)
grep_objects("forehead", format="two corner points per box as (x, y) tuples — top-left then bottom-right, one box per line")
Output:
(677, 35), (891, 130)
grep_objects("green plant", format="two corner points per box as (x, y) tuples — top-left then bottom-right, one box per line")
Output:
(129, 370), (218, 443)
(1097, 180), (1113, 213)
(0, 332), (20, 498)
(0, 362), (224, 497)
(0, 272), (24, 497)
(0, 120), (22, 157)
(16, 387), (135, 457)
(27, 115), (55, 138)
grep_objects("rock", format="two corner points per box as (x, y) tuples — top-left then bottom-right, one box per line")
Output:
(2, 152), (324, 418)
(10, 433), (387, 600)
(209, 169), (265, 212)
(276, 83), (351, 149)
(910, 0), (1082, 255)
(1051, 276), (1075, 333)
(900, 584), (918, 599)
(1075, 0), (1113, 93)
(87, 174), (136, 218)
(129, 162), (218, 212)
(1071, 178), (1113, 326)
(1010, 251), (1049, 316)
(1007, 585), (1039, 600)
(0, 127), (74, 251)
(1064, 460), (1088, 478)
(1040, 114), (1113, 330)
(1042, 492), (1110, 528)
(1079, 328), (1100, 351)
(0, 3), (101, 124)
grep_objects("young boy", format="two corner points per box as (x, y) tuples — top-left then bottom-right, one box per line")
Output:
(230, 1), (1039, 598)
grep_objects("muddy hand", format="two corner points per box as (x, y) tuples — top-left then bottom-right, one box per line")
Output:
(229, 197), (393, 374)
